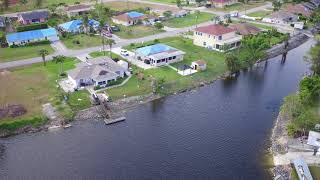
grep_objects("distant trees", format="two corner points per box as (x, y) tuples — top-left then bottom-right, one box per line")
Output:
(272, 0), (282, 11)
(305, 43), (320, 76)
(163, 10), (172, 19)
(154, 22), (164, 30)
(53, 55), (66, 76)
(176, 0), (182, 8)
(225, 53), (240, 73)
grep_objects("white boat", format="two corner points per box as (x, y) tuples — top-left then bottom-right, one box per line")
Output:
(48, 125), (62, 130)
(63, 124), (72, 128)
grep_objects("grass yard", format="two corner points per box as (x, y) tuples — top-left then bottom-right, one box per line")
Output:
(114, 25), (164, 39)
(107, 36), (226, 100)
(247, 22), (274, 30)
(0, 57), (90, 131)
(0, 0), (87, 14)
(0, 43), (54, 63)
(89, 51), (125, 60)
(292, 166), (320, 180)
(163, 12), (214, 28)
(61, 34), (102, 50)
(209, 2), (267, 12)
(67, 90), (91, 112)
(247, 10), (271, 18)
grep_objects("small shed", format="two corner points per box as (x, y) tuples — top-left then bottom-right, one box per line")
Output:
(191, 60), (207, 71)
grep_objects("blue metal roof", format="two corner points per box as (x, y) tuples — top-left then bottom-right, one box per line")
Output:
(59, 19), (100, 32)
(59, 19), (82, 32)
(136, 44), (176, 56)
(6, 28), (57, 43)
(127, 11), (144, 18)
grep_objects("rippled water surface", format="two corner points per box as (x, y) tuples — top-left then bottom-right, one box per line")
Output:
(0, 40), (314, 179)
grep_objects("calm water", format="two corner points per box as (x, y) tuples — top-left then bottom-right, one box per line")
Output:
(0, 40), (314, 180)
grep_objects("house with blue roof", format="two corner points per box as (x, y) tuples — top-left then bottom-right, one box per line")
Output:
(135, 44), (185, 67)
(112, 11), (146, 26)
(6, 28), (59, 46)
(58, 19), (100, 33)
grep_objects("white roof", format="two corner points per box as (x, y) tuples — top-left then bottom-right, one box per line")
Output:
(307, 131), (320, 147)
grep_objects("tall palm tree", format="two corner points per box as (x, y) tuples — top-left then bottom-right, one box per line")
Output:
(53, 55), (66, 76)
(195, 10), (200, 28)
(39, 49), (49, 66)
(106, 39), (115, 59)
(81, 14), (89, 34)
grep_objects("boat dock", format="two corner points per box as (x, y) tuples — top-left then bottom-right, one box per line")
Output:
(94, 95), (126, 125)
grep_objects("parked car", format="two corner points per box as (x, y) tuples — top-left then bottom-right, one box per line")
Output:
(120, 49), (129, 56)
(111, 25), (120, 32)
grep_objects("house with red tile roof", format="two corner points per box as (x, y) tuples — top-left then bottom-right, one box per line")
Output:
(208, 0), (238, 8)
(193, 24), (242, 52)
(229, 23), (261, 35)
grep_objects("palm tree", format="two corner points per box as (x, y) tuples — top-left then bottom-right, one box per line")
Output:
(106, 39), (115, 59)
(81, 14), (89, 34)
(39, 49), (49, 66)
(283, 33), (290, 50)
(53, 55), (66, 76)
(195, 10), (200, 28)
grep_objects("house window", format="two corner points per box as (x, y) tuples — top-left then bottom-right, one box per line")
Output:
(218, 36), (222, 40)
(162, 59), (165, 62)
(157, 60), (161, 63)
(203, 42), (207, 46)
(173, 56), (176, 59)
(169, 57), (172, 60)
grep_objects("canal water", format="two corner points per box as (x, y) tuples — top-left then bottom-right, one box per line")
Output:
(0, 40), (314, 179)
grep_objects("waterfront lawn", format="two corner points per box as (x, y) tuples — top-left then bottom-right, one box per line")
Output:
(0, 57), (83, 131)
(67, 90), (91, 112)
(61, 34), (102, 50)
(107, 36), (226, 100)
(163, 12), (214, 28)
(0, 44), (54, 63)
(113, 25), (164, 39)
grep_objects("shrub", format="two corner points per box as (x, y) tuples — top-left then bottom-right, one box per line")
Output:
(16, 23), (48, 32)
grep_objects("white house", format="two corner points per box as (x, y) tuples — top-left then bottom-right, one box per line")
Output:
(67, 57), (127, 89)
(262, 11), (298, 24)
(191, 60), (207, 71)
(135, 44), (185, 67)
(193, 24), (242, 52)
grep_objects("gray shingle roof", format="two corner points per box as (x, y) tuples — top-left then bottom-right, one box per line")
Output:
(19, 11), (49, 21)
(67, 57), (125, 81)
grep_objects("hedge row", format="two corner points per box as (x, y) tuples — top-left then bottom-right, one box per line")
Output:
(16, 23), (48, 32)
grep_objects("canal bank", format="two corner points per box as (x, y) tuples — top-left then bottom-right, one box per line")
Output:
(0, 37), (314, 179)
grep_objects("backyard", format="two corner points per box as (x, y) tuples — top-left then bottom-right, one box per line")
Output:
(0, 57), (90, 131)
(107, 36), (226, 100)
(104, 1), (152, 11)
(113, 25), (164, 39)
(163, 12), (214, 28)
(61, 34), (102, 49)
(0, 43), (54, 62)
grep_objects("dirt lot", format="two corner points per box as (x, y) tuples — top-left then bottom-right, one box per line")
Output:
(0, 69), (51, 120)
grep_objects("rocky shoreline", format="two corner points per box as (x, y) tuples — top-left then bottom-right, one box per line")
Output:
(270, 109), (293, 180)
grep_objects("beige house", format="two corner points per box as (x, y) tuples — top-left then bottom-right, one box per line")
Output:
(193, 24), (242, 52)
(65, 4), (93, 18)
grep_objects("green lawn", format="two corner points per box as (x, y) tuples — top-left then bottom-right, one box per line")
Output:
(89, 51), (124, 60)
(107, 36), (226, 100)
(61, 34), (102, 50)
(67, 90), (91, 112)
(114, 25), (164, 39)
(0, 43), (54, 63)
(0, 57), (85, 132)
(163, 12), (214, 28)
(247, 22), (274, 30)
(247, 10), (271, 18)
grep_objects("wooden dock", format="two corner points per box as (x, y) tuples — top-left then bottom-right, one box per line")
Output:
(95, 98), (126, 125)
